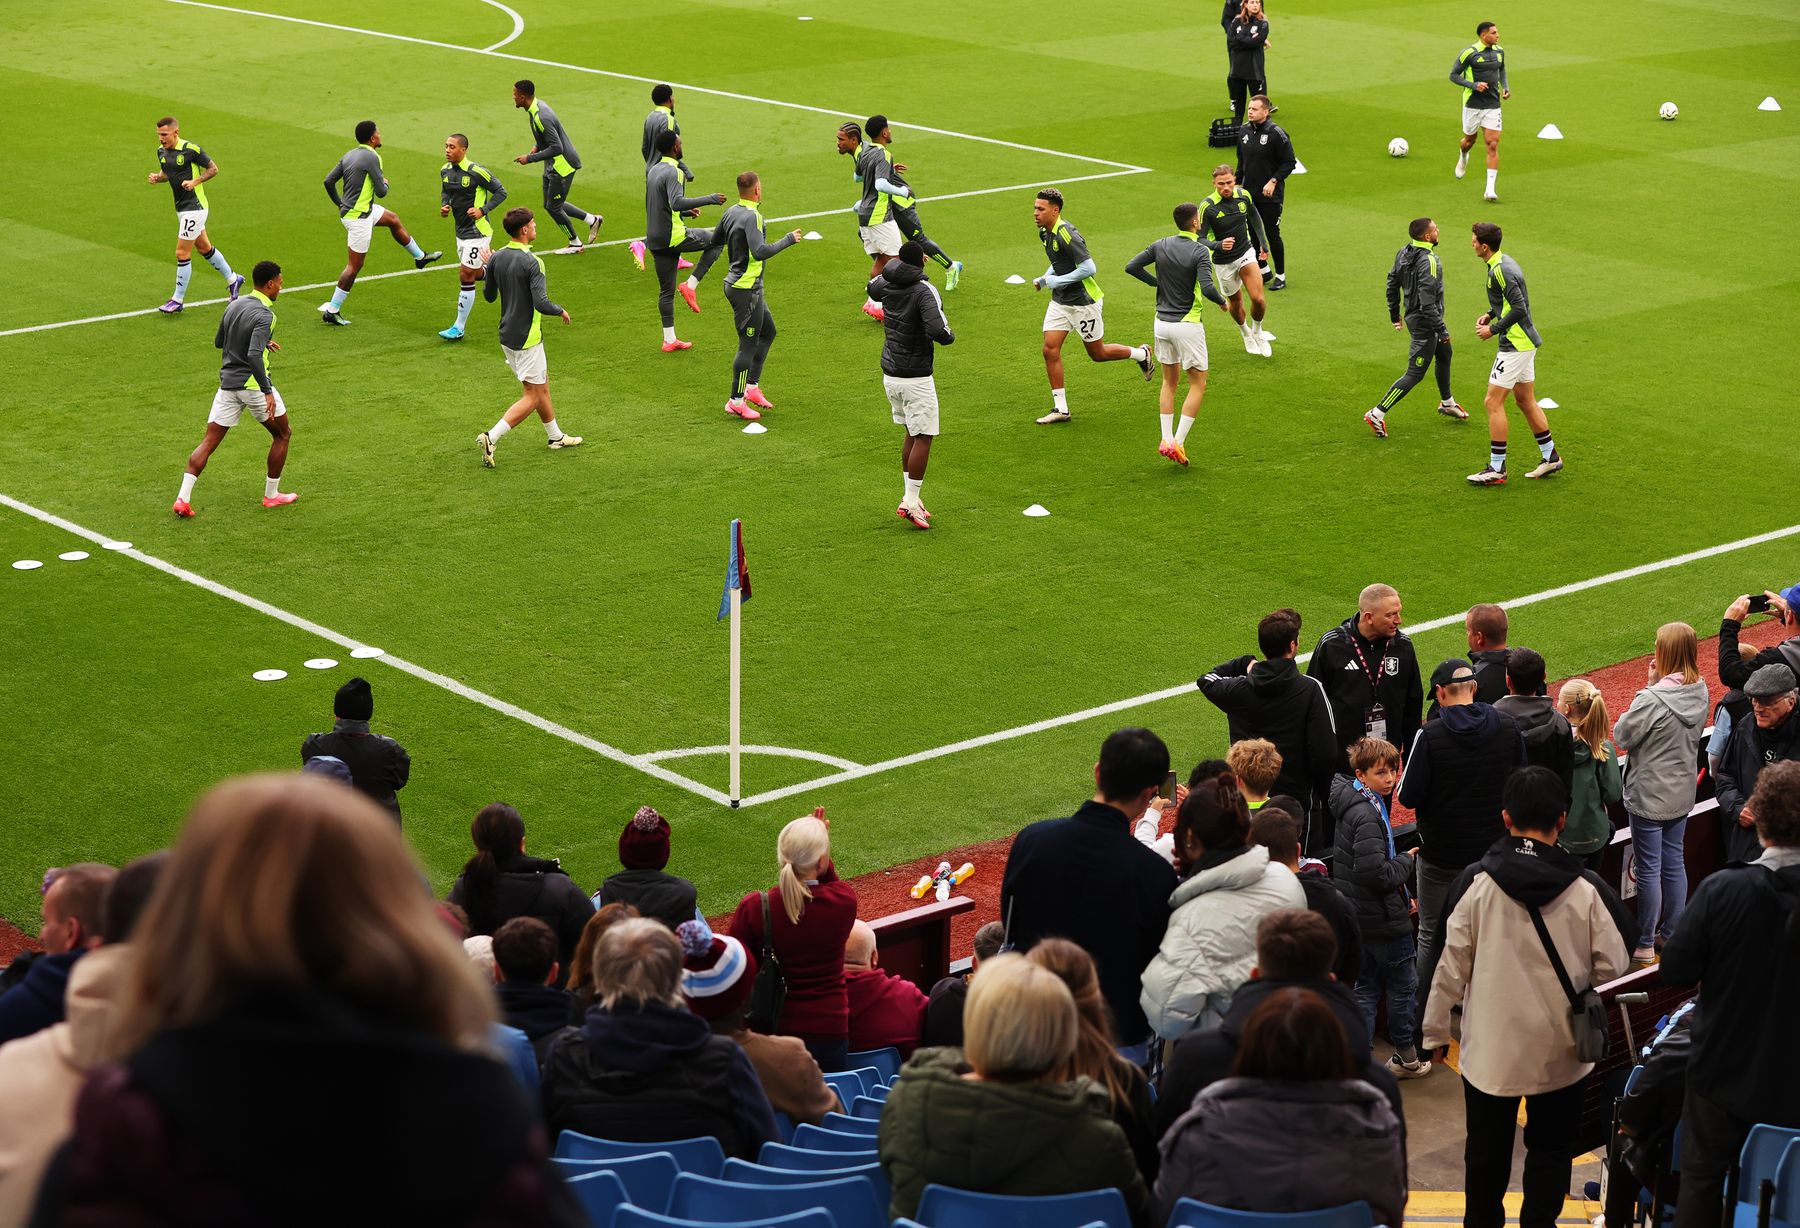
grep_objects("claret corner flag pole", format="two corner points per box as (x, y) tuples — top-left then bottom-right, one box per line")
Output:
(716, 519), (752, 807)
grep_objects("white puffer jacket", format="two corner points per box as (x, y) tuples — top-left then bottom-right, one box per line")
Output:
(1141, 845), (1306, 1040)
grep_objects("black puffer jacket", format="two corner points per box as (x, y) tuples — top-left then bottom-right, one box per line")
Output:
(1714, 712), (1800, 864)
(448, 854), (596, 980)
(867, 261), (953, 378)
(1330, 775), (1412, 942)
(1198, 655), (1338, 812)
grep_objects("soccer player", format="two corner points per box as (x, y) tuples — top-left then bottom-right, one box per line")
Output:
(868, 241), (954, 529)
(1467, 222), (1559, 486)
(716, 172), (804, 422)
(862, 116), (963, 291)
(1235, 95), (1295, 290)
(475, 208), (582, 467)
(320, 121), (441, 325)
(641, 84), (693, 178)
(836, 121), (901, 321)
(1031, 188), (1154, 425)
(148, 117), (242, 313)
(173, 261), (296, 517)
(1363, 217), (1466, 438)
(1452, 21), (1509, 202)
(1199, 166), (1273, 357)
(437, 133), (508, 341)
(1124, 202), (1229, 466)
(635, 131), (727, 352)
(512, 80), (603, 251)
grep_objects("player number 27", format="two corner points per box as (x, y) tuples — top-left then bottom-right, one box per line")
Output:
(1077, 319), (1098, 340)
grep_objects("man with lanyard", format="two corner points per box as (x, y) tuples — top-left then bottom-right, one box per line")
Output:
(716, 172), (804, 422)
(437, 133), (508, 341)
(1123, 201), (1228, 466)
(1307, 583), (1425, 774)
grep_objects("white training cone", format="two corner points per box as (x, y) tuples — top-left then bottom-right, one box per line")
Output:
(1759, 96), (1782, 111)
(1291, 160), (1308, 174)
(12, 560), (43, 570)
(303, 658), (339, 670)
(350, 646), (384, 659)
(1023, 504), (1051, 518)
(1005, 274), (1027, 285)
(252, 669), (287, 682)
(798, 14), (813, 19)
(101, 541), (132, 551)
(803, 231), (823, 240)
(1538, 398), (1559, 410)
(742, 422), (768, 435)
(58, 551), (89, 561)
(1537, 124), (1564, 139)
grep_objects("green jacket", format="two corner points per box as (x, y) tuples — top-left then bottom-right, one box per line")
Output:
(876, 1048), (1148, 1223)
(1565, 739), (1623, 856)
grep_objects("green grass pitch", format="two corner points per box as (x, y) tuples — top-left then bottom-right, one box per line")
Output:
(2, 0), (1797, 933)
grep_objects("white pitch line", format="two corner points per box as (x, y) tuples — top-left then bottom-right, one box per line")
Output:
(0, 491), (731, 807)
(640, 745), (866, 771)
(161, 0), (1149, 173)
(732, 521), (1800, 809)
(477, 0), (524, 51)
(0, 171), (1142, 339)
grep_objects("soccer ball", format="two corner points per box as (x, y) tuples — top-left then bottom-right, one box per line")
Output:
(1387, 137), (1410, 158)
(1659, 102), (1679, 121)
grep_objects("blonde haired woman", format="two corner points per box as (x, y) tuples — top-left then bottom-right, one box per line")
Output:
(878, 955), (1147, 1222)
(727, 811), (857, 1070)
(1613, 623), (1711, 965)
(1557, 679), (1623, 870)
(40, 774), (585, 1227)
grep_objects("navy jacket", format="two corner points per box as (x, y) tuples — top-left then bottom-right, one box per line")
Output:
(0, 949), (84, 1046)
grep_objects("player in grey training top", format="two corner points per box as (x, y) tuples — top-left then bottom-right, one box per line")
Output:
(512, 80), (602, 251)
(860, 117), (963, 291)
(173, 260), (296, 517)
(1468, 220), (1557, 486)
(1451, 21), (1509, 201)
(1031, 187), (1155, 425)
(715, 171), (804, 423)
(1363, 216), (1465, 439)
(319, 120), (440, 325)
(642, 84), (693, 178)
(636, 130), (728, 351)
(1124, 201), (1229, 467)
(476, 208), (582, 468)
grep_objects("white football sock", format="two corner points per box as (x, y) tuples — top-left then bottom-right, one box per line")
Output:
(264, 476), (280, 498)
(173, 260), (192, 302)
(1486, 168), (1498, 193)
(685, 276), (699, 291)
(904, 476), (922, 505)
(662, 326), (677, 343)
(203, 248), (234, 279)
(544, 418), (563, 441)
(1175, 415), (1195, 444)
(488, 419), (512, 442)
(1159, 413), (1174, 441)
(1051, 388), (1068, 411)
(178, 473), (197, 502)
(454, 288), (475, 330)
(1133, 345), (1150, 363)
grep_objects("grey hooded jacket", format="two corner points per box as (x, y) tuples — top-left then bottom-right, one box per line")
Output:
(1613, 680), (1711, 822)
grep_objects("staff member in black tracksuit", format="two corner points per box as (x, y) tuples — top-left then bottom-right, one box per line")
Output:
(1221, 0), (1269, 124)
(1307, 583), (1425, 771)
(1364, 217), (1467, 439)
(868, 241), (954, 530)
(1235, 95), (1294, 290)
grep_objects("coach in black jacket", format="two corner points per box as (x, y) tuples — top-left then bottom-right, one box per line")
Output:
(1235, 95), (1296, 287)
(1307, 584), (1424, 769)
(1198, 608), (1337, 816)
(301, 677), (411, 822)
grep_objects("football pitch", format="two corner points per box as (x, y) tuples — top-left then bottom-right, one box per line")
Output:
(2, 0), (1798, 934)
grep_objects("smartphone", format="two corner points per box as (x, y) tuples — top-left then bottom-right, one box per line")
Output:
(1748, 595), (1772, 614)
(1159, 770), (1177, 802)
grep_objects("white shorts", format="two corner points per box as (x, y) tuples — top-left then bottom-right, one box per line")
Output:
(342, 207), (393, 255)
(207, 387), (287, 428)
(1488, 348), (1537, 389)
(859, 220), (902, 257)
(504, 343), (548, 385)
(1462, 106), (1502, 135)
(176, 208), (209, 241)
(1215, 250), (1259, 296)
(457, 235), (491, 270)
(884, 375), (940, 437)
(1042, 300), (1105, 341)
(1153, 319), (1210, 371)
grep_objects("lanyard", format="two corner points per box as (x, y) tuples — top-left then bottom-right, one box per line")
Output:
(1353, 780), (1394, 856)
(1347, 630), (1389, 694)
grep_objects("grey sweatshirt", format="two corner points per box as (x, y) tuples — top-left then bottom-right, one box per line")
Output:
(717, 202), (797, 290)
(644, 158), (716, 249)
(1387, 241), (1446, 334)
(216, 291), (276, 392)
(524, 100), (582, 172)
(482, 243), (563, 350)
(1124, 233), (1227, 321)
(1451, 42), (1508, 111)
(641, 107), (692, 179)
(323, 145), (387, 218)
(1483, 252), (1542, 352)
(1612, 680), (1711, 822)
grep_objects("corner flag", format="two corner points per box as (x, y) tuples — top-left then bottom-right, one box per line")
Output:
(717, 519), (751, 621)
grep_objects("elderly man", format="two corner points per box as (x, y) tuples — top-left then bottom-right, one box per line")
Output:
(1307, 583), (1425, 770)
(1714, 663), (1800, 864)
(1661, 760), (1800, 1228)
(843, 919), (929, 1057)
(0, 864), (117, 1046)
(1720, 588), (1800, 690)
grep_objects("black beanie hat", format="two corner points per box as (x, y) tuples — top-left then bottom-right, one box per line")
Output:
(335, 676), (374, 721)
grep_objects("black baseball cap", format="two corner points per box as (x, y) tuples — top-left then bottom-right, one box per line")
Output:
(1431, 658), (1478, 689)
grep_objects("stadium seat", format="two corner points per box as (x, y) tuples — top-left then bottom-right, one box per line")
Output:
(669, 1172), (886, 1228)
(553, 1131), (726, 1177)
(549, 1152), (681, 1213)
(759, 1141), (879, 1170)
(773, 1111), (797, 1143)
(868, 1083), (892, 1101)
(564, 1170), (631, 1228)
(1735, 1127), (1800, 1228)
(1164, 1199), (1376, 1228)
(1773, 1139), (1800, 1225)
(611, 1208), (836, 1228)
(793, 1123), (882, 1152)
(845, 1047), (902, 1083)
(820, 1111), (881, 1137)
(914, 1183), (1133, 1228)
(721, 1157), (890, 1209)
(847, 1065), (884, 1094)
(822, 1071), (864, 1107)
(850, 1095), (885, 1120)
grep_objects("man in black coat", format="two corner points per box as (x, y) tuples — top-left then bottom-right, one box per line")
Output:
(1493, 647), (1575, 791)
(1235, 94), (1296, 290)
(1156, 908), (1402, 1138)
(597, 806), (699, 930)
(493, 916), (578, 1064)
(1000, 727), (1178, 1060)
(1308, 583), (1424, 770)
(1198, 606), (1338, 823)
(301, 677), (411, 822)
(1714, 664), (1800, 864)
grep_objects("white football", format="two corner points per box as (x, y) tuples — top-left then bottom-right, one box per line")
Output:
(1659, 101), (1679, 121)
(1387, 137), (1410, 158)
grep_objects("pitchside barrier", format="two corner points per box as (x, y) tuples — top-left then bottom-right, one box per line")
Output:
(869, 896), (975, 993)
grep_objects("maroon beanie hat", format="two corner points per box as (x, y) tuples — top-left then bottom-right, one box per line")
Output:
(619, 805), (672, 871)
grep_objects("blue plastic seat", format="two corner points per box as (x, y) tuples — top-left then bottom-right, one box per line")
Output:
(845, 1047), (901, 1084)
(759, 1140), (879, 1170)
(850, 1095), (885, 1120)
(552, 1131), (726, 1177)
(915, 1184), (1134, 1228)
(867, 1083), (891, 1101)
(1164, 1198), (1376, 1228)
(772, 1111), (796, 1143)
(1734, 1127), (1800, 1228)
(549, 1152), (680, 1213)
(722, 1157), (890, 1208)
(846, 1066), (883, 1094)
(820, 1112), (881, 1137)
(612, 1208), (836, 1228)
(821, 1070), (863, 1109)
(563, 1170), (630, 1228)
(793, 1123), (882, 1153)
(669, 1172), (886, 1228)
(1773, 1139), (1800, 1224)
